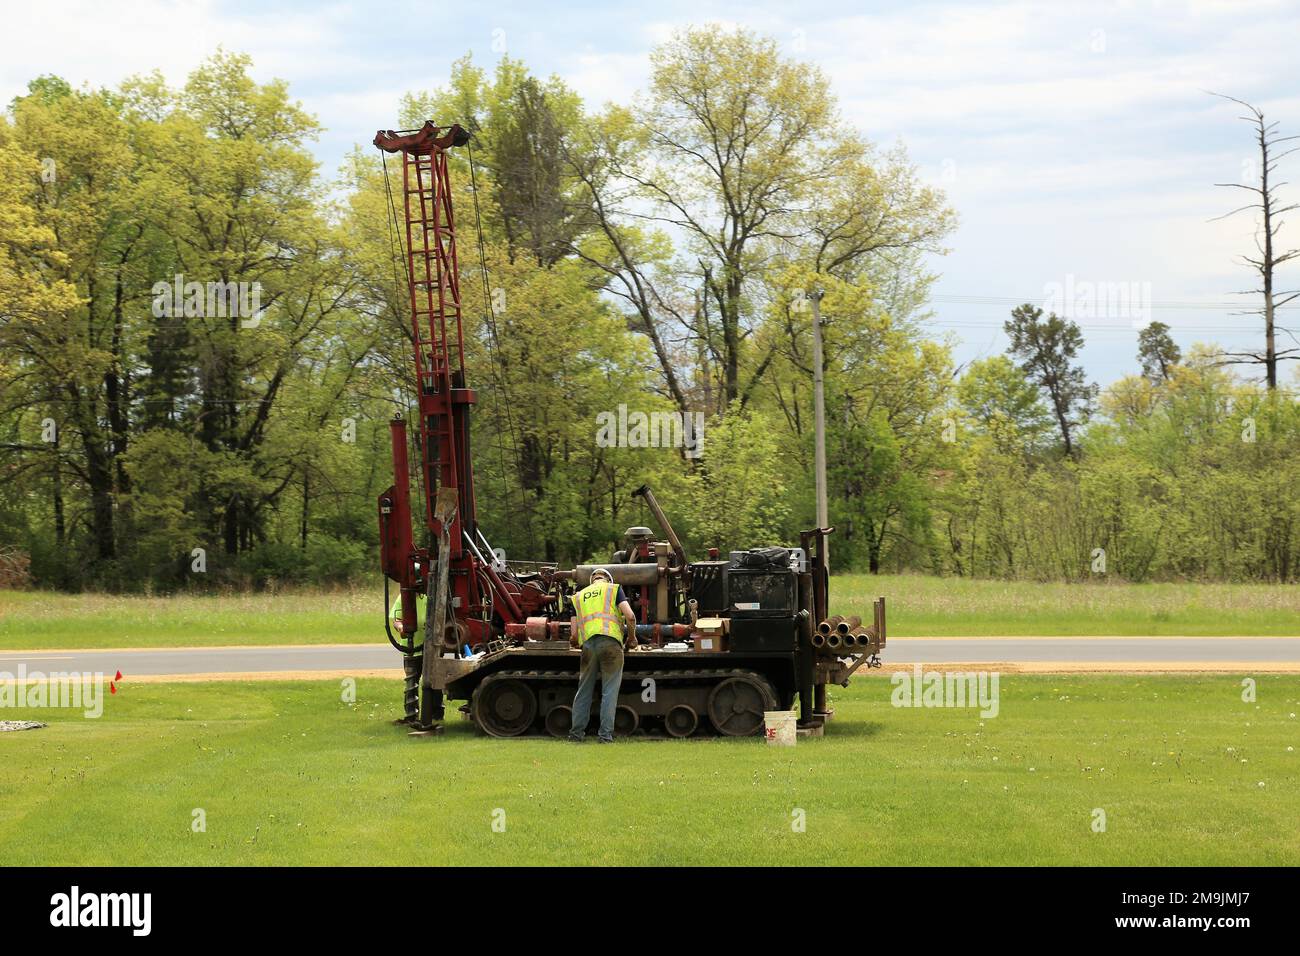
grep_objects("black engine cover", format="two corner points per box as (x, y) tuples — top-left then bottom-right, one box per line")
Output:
(728, 615), (798, 652)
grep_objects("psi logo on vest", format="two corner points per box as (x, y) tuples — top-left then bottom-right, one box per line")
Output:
(573, 581), (621, 643)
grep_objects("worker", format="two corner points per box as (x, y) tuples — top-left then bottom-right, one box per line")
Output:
(568, 567), (638, 743)
(390, 594), (421, 725)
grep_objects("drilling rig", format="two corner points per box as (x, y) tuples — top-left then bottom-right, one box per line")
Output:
(374, 121), (886, 738)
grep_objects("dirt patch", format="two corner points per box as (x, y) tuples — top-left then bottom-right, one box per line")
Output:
(894, 635), (1300, 641)
(121, 668), (404, 683)
(117, 661), (1300, 683)
(858, 661), (1300, 673)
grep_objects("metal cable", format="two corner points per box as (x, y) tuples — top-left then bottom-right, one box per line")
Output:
(466, 137), (537, 551)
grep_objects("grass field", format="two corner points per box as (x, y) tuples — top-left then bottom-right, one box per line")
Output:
(2, 575), (1299, 650)
(0, 588), (378, 648)
(855, 576), (1300, 637)
(2, 674), (1296, 865)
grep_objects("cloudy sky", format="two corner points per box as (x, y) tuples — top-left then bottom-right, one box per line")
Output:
(5, 0), (1299, 385)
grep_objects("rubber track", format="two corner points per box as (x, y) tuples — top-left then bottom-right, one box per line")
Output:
(472, 667), (778, 736)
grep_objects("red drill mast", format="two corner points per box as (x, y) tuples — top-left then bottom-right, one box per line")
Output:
(374, 122), (531, 660)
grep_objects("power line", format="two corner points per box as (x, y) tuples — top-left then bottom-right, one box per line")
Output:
(930, 293), (1298, 311)
(926, 319), (1284, 333)
(465, 136), (536, 552)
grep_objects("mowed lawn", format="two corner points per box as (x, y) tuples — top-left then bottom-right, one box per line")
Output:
(0, 588), (379, 648)
(839, 575), (1300, 636)
(1, 675), (1296, 865)
(2, 575), (1300, 650)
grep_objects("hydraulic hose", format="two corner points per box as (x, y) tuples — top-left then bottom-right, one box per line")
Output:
(383, 570), (416, 655)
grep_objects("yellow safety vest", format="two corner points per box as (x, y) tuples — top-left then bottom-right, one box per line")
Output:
(571, 581), (624, 644)
(390, 596), (422, 655)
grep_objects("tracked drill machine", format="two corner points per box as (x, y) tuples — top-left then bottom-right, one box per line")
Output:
(374, 121), (886, 738)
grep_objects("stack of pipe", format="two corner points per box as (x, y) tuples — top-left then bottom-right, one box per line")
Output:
(812, 617), (882, 653)
(816, 615), (844, 638)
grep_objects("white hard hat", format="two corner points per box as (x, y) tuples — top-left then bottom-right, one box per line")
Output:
(590, 567), (613, 583)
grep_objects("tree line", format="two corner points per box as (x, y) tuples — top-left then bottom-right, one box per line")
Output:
(1, 28), (1296, 590)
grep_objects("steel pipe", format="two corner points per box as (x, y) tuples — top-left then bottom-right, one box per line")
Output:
(562, 563), (662, 586)
(631, 484), (687, 569)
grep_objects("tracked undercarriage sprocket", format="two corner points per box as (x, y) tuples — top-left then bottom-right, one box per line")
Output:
(707, 675), (778, 736)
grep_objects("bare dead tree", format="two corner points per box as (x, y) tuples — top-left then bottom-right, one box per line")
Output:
(1210, 92), (1300, 389)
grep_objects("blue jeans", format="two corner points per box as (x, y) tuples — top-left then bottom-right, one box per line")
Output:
(570, 635), (624, 741)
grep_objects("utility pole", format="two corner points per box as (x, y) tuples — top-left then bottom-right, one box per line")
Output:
(808, 289), (829, 564)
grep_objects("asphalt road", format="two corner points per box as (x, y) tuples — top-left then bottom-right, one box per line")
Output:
(2, 637), (1299, 678)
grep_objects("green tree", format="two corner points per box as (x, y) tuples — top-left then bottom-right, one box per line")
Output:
(6, 77), (139, 572)
(1004, 304), (1097, 457)
(681, 408), (791, 551)
(1137, 320), (1181, 382)
(957, 355), (1054, 453)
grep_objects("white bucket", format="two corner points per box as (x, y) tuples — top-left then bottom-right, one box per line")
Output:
(763, 710), (797, 746)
